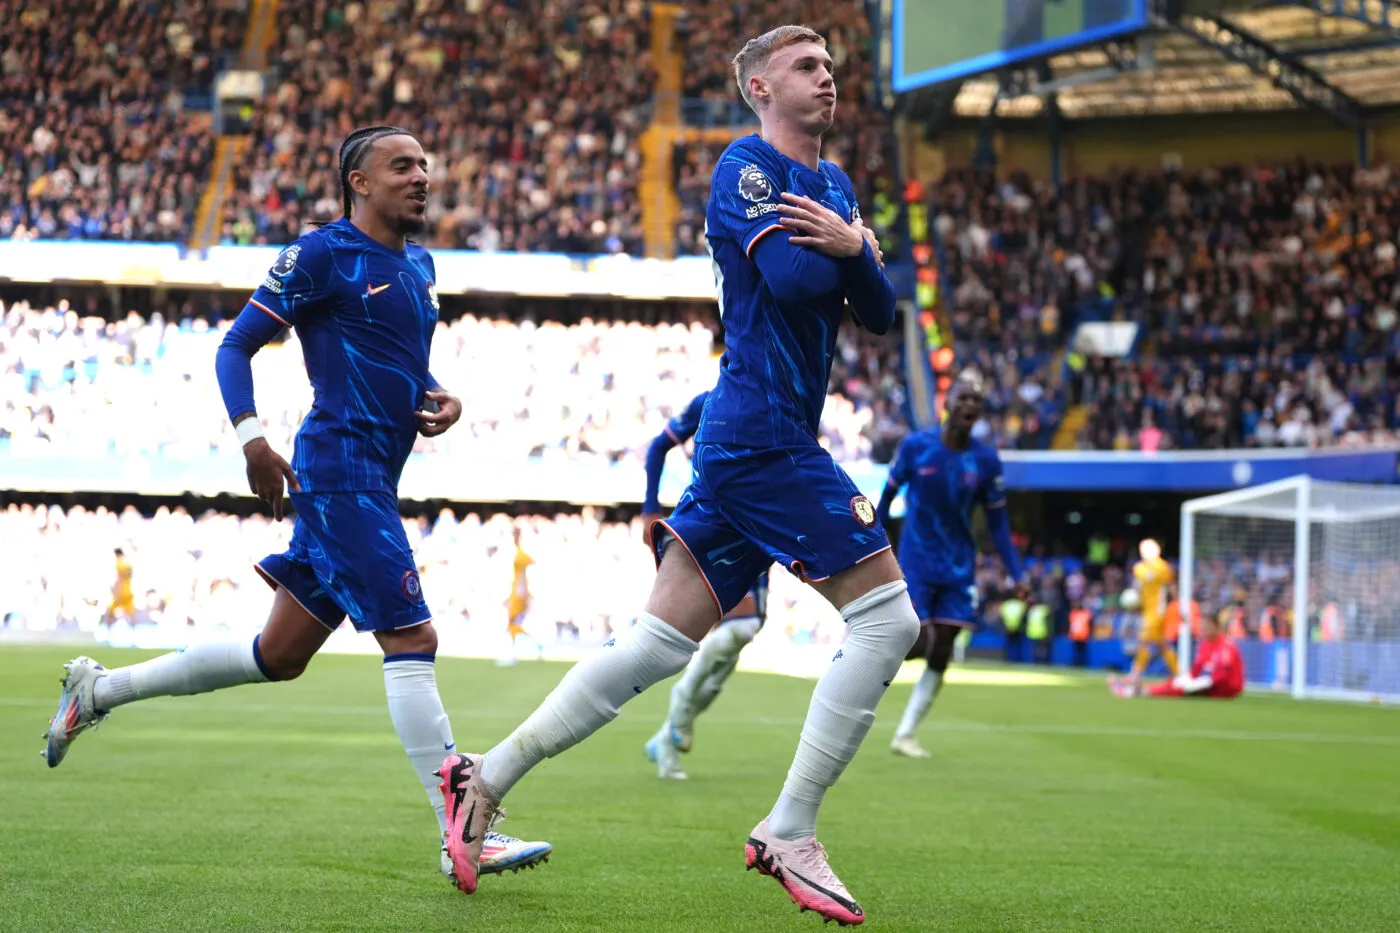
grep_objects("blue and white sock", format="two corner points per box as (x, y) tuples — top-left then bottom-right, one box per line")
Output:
(383, 653), (454, 834)
(93, 636), (271, 710)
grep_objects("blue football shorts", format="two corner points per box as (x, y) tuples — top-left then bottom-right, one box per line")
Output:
(907, 578), (979, 628)
(653, 442), (890, 617)
(256, 490), (431, 632)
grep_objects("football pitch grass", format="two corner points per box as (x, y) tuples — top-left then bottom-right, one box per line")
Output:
(2, 646), (1398, 932)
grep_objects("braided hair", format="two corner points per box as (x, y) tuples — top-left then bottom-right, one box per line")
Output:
(337, 124), (413, 219)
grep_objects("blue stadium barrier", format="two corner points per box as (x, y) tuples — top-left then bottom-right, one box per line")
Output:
(4, 448), (1396, 500)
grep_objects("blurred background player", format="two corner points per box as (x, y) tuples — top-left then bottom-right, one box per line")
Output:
(1125, 538), (1179, 683)
(42, 125), (549, 882)
(875, 375), (1026, 759)
(104, 548), (136, 626)
(438, 26), (914, 923)
(639, 389), (769, 781)
(499, 527), (544, 666)
(1111, 614), (1244, 699)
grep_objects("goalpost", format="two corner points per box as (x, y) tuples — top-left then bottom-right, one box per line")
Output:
(1179, 475), (1400, 703)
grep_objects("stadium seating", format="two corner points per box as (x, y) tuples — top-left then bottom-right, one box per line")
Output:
(671, 0), (897, 257)
(220, 0), (656, 253)
(0, 299), (905, 464)
(931, 162), (1400, 450)
(0, 0), (245, 242)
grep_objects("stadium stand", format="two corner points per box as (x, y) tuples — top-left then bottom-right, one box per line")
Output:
(0, 297), (905, 464)
(221, 0), (656, 253)
(671, 0), (898, 257)
(932, 162), (1400, 450)
(2, 0), (1398, 665)
(0, 0), (247, 242)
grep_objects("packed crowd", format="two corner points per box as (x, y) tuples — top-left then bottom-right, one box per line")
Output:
(961, 526), (1398, 659)
(931, 162), (1400, 450)
(8, 500), (1383, 662)
(0, 298), (904, 464)
(0, 0), (244, 242)
(8, 0), (901, 256)
(0, 503), (849, 650)
(221, 0), (654, 253)
(1070, 352), (1400, 451)
(671, 0), (898, 256)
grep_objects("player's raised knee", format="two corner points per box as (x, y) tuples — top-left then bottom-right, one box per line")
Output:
(842, 579), (920, 650)
(259, 651), (311, 682)
(378, 621), (439, 657)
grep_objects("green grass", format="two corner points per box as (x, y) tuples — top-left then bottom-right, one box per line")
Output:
(2, 647), (1399, 932)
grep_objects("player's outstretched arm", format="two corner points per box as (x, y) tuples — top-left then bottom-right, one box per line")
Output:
(985, 504), (1025, 586)
(875, 435), (912, 527)
(216, 306), (300, 519)
(640, 429), (680, 547)
(643, 429), (679, 515)
(874, 479), (900, 528)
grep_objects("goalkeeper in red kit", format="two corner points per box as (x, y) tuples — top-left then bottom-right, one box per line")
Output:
(1111, 615), (1244, 699)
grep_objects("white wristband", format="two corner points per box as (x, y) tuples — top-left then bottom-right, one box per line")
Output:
(234, 417), (265, 448)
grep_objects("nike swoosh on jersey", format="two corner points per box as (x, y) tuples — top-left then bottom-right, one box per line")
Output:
(366, 283), (392, 296)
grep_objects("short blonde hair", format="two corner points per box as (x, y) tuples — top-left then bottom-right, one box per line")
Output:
(731, 25), (826, 115)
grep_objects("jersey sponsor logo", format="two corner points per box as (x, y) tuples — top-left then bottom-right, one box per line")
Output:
(401, 569), (423, 602)
(366, 282), (392, 296)
(917, 466), (938, 475)
(744, 201), (780, 220)
(850, 203), (862, 223)
(993, 474), (1006, 492)
(270, 244), (301, 277)
(850, 495), (877, 528)
(427, 282), (440, 310)
(962, 471), (979, 489)
(737, 164), (775, 203)
(261, 276), (284, 293)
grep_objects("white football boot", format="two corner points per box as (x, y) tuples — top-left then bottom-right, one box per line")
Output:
(890, 734), (931, 759)
(644, 724), (687, 780)
(442, 829), (551, 880)
(43, 657), (109, 768)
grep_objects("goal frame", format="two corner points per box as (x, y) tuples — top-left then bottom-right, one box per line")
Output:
(1178, 475), (1311, 700)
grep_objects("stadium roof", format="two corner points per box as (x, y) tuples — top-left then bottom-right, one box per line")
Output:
(950, 1), (1400, 121)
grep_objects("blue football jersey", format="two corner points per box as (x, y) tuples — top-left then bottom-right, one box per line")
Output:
(665, 391), (709, 445)
(244, 218), (440, 493)
(886, 430), (1008, 586)
(698, 134), (863, 447)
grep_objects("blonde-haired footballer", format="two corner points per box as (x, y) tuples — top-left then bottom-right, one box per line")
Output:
(1127, 538), (1179, 680)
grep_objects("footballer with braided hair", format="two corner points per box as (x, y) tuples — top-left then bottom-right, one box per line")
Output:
(42, 126), (555, 884)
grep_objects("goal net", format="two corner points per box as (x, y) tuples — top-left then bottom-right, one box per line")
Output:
(1179, 476), (1400, 703)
